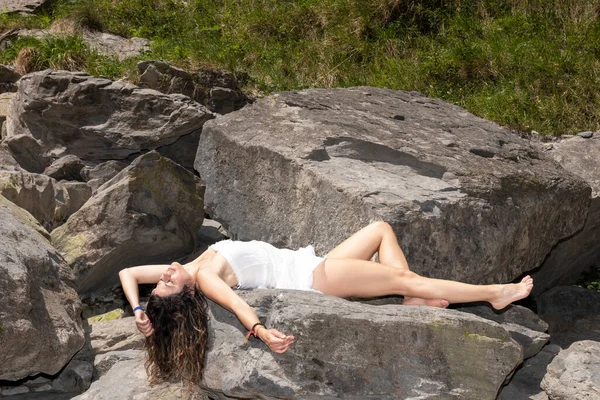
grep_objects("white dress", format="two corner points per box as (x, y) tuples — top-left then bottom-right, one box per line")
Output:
(209, 240), (324, 291)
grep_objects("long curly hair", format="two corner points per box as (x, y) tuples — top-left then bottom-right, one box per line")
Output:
(144, 285), (209, 387)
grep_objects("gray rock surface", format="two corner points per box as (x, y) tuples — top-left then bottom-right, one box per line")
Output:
(51, 359), (93, 393)
(196, 87), (590, 285)
(541, 340), (600, 400)
(457, 304), (550, 359)
(533, 136), (600, 295)
(0, 65), (21, 84)
(0, 92), (15, 124)
(72, 350), (205, 400)
(16, 28), (151, 60)
(43, 154), (85, 181)
(4, 133), (51, 172)
(0, 0), (50, 14)
(203, 290), (522, 399)
(537, 286), (600, 346)
(498, 343), (561, 400)
(61, 181), (92, 216)
(137, 61), (252, 115)
(6, 70), (214, 161)
(79, 316), (143, 359)
(51, 151), (205, 293)
(0, 142), (22, 171)
(0, 170), (69, 230)
(82, 31), (151, 61)
(80, 160), (128, 193)
(0, 195), (84, 380)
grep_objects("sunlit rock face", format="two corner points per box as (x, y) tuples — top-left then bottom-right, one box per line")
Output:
(196, 87), (590, 285)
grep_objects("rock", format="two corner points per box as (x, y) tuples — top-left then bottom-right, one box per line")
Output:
(0, 65), (21, 86)
(209, 87), (244, 115)
(61, 181), (92, 216)
(138, 61), (252, 115)
(43, 154), (85, 181)
(456, 304), (550, 359)
(0, 0), (51, 14)
(6, 70), (214, 162)
(155, 127), (203, 169)
(0, 92), (15, 124)
(533, 136), (600, 295)
(84, 317), (143, 358)
(195, 67), (252, 115)
(16, 28), (150, 60)
(0, 195), (84, 381)
(82, 31), (150, 61)
(1, 386), (30, 396)
(4, 133), (51, 172)
(51, 151), (205, 293)
(0, 170), (70, 230)
(71, 351), (204, 400)
(541, 340), (600, 400)
(138, 60), (195, 98)
(51, 359), (93, 393)
(577, 131), (594, 138)
(537, 286), (600, 346)
(87, 309), (125, 325)
(80, 160), (128, 193)
(203, 290), (522, 399)
(0, 142), (22, 171)
(498, 343), (561, 400)
(195, 88), (591, 285)
(92, 349), (141, 379)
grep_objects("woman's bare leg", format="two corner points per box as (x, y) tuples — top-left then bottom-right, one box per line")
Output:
(312, 258), (533, 310)
(326, 221), (448, 307)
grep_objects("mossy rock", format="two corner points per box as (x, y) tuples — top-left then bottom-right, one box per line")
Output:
(87, 308), (126, 325)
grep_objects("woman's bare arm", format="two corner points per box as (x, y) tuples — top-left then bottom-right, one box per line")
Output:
(197, 269), (295, 353)
(119, 265), (168, 336)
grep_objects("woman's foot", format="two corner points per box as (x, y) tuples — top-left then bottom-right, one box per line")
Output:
(490, 276), (534, 310)
(403, 296), (449, 308)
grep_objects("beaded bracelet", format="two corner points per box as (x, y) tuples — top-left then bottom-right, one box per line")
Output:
(245, 322), (266, 341)
(133, 305), (145, 313)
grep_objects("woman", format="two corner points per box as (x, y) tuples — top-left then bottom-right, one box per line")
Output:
(119, 221), (533, 386)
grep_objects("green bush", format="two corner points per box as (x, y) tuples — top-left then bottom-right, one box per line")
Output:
(1, 0), (599, 135)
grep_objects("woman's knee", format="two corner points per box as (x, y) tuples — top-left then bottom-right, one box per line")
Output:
(369, 220), (393, 235)
(393, 269), (425, 294)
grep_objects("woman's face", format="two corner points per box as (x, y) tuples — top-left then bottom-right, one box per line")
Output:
(153, 262), (194, 297)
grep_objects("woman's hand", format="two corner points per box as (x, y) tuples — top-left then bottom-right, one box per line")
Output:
(135, 309), (154, 337)
(257, 327), (294, 353)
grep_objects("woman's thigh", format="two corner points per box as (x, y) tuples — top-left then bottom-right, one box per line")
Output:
(312, 257), (412, 298)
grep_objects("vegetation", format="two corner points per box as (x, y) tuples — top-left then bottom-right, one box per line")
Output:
(1, 0), (600, 135)
(576, 264), (600, 292)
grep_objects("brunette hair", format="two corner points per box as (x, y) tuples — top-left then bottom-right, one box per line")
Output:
(144, 285), (209, 387)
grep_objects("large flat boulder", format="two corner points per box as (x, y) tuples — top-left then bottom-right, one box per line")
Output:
(6, 70), (214, 163)
(195, 88), (590, 284)
(51, 151), (205, 293)
(204, 290), (522, 399)
(0, 195), (84, 380)
(533, 136), (600, 295)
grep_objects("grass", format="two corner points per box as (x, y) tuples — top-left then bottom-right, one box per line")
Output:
(1, 0), (599, 135)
